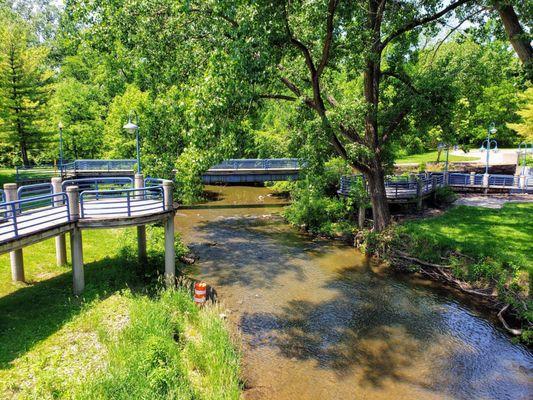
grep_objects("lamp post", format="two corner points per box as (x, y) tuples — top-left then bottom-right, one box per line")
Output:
(480, 123), (498, 175)
(58, 121), (64, 168)
(123, 111), (141, 174)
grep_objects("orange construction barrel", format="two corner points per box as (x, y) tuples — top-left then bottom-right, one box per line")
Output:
(194, 282), (207, 305)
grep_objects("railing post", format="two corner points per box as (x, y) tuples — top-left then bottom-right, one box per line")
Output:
(162, 180), (174, 211)
(67, 186), (84, 294)
(416, 178), (423, 210)
(52, 177), (67, 266)
(483, 173), (490, 193)
(519, 174), (526, 191)
(134, 174), (147, 264)
(469, 172), (476, 186)
(4, 183), (24, 282)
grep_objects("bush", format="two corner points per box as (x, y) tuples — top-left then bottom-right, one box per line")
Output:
(434, 186), (457, 205)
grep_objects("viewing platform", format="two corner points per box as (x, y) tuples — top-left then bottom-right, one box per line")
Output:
(338, 172), (533, 205)
(1, 174), (176, 294)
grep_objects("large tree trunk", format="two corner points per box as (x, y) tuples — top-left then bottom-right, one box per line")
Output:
(494, 2), (532, 77)
(364, 161), (391, 232)
(21, 141), (30, 167)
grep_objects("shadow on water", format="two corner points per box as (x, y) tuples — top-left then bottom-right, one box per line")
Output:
(183, 210), (533, 399)
(0, 257), (138, 368)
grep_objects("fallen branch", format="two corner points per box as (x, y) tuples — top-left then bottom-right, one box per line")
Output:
(395, 250), (451, 269)
(497, 304), (522, 336)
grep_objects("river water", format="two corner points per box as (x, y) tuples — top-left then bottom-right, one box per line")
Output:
(175, 185), (532, 400)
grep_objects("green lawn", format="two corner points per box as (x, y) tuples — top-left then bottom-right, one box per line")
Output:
(396, 151), (478, 164)
(0, 168), (16, 187)
(0, 229), (241, 399)
(399, 203), (532, 273)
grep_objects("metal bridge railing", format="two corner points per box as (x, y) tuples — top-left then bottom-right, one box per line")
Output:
(60, 159), (137, 175)
(79, 186), (165, 219)
(62, 177), (133, 193)
(0, 193), (70, 240)
(15, 165), (58, 183)
(209, 158), (301, 170)
(488, 174), (516, 187)
(144, 177), (166, 187)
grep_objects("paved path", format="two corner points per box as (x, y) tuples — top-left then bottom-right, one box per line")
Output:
(450, 148), (519, 165)
(454, 194), (532, 209)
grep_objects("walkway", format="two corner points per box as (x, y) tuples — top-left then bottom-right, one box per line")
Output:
(202, 158), (302, 183)
(1, 175), (175, 294)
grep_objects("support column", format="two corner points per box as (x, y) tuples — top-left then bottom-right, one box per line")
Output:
(162, 180), (175, 286)
(67, 186), (84, 294)
(4, 183), (24, 282)
(470, 172), (476, 186)
(483, 173), (490, 193)
(416, 179), (423, 210)
(357, 206), (365, 229)
(52, 177), (67, 266)
(134, 174), (147, 264)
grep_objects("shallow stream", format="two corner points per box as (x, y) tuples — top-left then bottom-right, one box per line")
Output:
(175, 185), (532, 400)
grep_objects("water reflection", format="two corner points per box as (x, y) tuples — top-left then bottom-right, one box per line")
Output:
(176, 185), (532, 400)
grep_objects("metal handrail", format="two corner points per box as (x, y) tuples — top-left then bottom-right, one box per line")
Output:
(61, 159), (136, 174)
(488, 174), (517, 187)
(0, 193), (70, 240)
(79, 186), (164, 218)
(62, 177), (134, 192)
(209, 158), (302, 170)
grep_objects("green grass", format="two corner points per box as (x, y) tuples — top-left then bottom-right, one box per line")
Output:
(398, 203), (532, 272)
(0, 168), (16, 187)
(0, 229), (241, 399)
(396, 151), (478, 164)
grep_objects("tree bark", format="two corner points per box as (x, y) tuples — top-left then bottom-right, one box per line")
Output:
(494, 2), (532, 77)
(365, 161), (391, 231)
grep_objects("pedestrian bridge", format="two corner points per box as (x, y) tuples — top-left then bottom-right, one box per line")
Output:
(338, 172), (533, 204)
(202, 158), (302, 184)
(1, 175), (176, 294)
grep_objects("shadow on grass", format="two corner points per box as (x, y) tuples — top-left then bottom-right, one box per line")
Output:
(0, 256), (140, 369)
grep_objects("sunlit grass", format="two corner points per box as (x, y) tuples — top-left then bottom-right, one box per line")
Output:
(396, 151), (478, 164)
(0, 229), (241, 399)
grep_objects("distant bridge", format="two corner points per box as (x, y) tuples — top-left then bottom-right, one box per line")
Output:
(202, 158), (302, 184)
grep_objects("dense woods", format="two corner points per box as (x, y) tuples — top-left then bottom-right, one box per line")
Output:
(0, 0), (531, 229)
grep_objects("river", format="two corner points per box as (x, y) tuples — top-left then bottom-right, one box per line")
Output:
(175, 185), (532, 400)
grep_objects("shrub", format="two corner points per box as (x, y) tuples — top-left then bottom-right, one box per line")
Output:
(434, 186), (457, 205)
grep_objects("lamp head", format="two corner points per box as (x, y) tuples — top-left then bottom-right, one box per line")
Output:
(123, 120), (138, 134)
(58, 121), (63, 129)
(489, 124), (497, 134)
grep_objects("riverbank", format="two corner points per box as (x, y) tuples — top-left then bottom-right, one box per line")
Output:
(358, 202), (532, 344)
(0, 228), (241, 399)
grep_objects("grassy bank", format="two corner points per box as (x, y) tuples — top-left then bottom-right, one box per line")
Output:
(375, 203), (532, 342)
(0, 229), (241, 399)
(395, 151), (478, 164)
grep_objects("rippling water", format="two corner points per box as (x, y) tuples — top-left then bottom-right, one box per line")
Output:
(175, 185), (532, 400)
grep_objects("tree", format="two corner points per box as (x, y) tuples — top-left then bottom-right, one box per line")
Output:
(0, 12), (53, 166)
(192, 0), (473, 230)
(507, 87), (533, 141)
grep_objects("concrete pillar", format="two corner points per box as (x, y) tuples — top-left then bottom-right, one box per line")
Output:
(443, 171), (449, 185)
(4, 183), (24, 282)
(514, 174), (520, 188)
(134, 174), (147, 263)
(164, 216), (175, 287)
(51, 177), (67, 266)
(416, 179), (423, 210)
(482, 173), (489, 188)
(468, 172), (475, 186)
(162, 179), (175, 286)
(162, 180), (174, 211)
(519, 174), (526, 190)
(67, 186), (84, 294)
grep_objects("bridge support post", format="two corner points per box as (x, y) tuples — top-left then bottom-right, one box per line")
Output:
(483, 173), (489, 194)
(67, 186), (84, 294)
(416, 179), (423, 210)
(52, 177), (67, 266)
(4, 183), (24, 282)
(134, 174), (147, 264)
(519, 174), (526, 191)
(163, 180), (175, 286)
(470, 172), (476, 186)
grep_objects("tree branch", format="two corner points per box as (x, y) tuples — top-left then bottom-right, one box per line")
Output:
(283, 2), (317, 75)
(258, 94), (297, 101)
(382, 70), (421, 95)
(188, 7), (239, 28)
(380, 0), (472, 50)
(381, 107), (410, 143)
(317, 0), (339, 77)
(279, 77), (317, 109)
